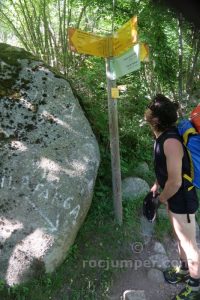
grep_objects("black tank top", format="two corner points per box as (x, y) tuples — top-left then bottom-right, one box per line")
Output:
(154, 126), (198, 215)
(154, 126), (191, 189)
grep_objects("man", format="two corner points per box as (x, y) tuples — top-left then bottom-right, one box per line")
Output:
(145, 94), (200, 300)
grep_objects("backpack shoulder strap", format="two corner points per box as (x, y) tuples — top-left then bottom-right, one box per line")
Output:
(182, 127), (197, 145)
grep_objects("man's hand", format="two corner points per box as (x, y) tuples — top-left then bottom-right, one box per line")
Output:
(151, 181), (159, 197)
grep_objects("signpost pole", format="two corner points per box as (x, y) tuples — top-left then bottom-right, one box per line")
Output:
(106, 57), (123, 225)
(68, 12), (146, 226)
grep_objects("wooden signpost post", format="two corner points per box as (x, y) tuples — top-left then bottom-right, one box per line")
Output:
(106, 57), (123, 225)
(68, 17), (149, 225)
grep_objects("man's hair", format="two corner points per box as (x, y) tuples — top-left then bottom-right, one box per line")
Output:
(145, 94), (179, 132)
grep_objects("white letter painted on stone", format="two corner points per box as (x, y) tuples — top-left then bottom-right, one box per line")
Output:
(1, 176), (5, 188)
(69, 205), (80, 225)
(34, 184), (44, 192)
(38, 189), (49, 200)
(63, 197), (74, 209)
(51, 191), (62, 204)
(21, 176), (30, 186)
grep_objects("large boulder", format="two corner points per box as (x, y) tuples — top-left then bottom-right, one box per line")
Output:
(122, 177), (149, 200)
(133, 162), (149, 178)
(0, 43), (100, 285)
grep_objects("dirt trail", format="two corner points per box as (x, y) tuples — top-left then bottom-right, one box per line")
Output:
(107, 236), (185, 300)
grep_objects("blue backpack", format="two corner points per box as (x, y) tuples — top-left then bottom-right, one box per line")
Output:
(178, 119), (200, 189)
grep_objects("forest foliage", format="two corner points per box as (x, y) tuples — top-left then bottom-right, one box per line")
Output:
(0, 0), (200, 172)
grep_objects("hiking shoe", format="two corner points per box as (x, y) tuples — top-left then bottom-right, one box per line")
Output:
(172, 285), (200, 300)
(163, 266), (189, 284)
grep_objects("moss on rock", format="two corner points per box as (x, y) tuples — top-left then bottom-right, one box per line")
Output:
(0, 43), (37, 66)
(0, 43), (40, 97)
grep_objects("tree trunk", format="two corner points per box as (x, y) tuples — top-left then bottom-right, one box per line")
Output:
(186, 32), (200, 100)
(178, 13), (183, 102)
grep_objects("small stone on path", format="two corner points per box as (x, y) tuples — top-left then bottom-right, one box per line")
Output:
(123, 290), (146, 300)
(147, 268), (165, 284)
(153, 242), (166, 255)
(149, 254), (170, 270)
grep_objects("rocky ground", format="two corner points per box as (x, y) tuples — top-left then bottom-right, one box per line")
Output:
(106, 215), (200, 300)
(106, 236), (184, 300)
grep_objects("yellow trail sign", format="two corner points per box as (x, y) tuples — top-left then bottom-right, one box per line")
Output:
(111, 87), (120, 98)
(68, 16), (138, 58)
(113, 16), (138, 56)
(68, 28), (112, 58)
(140, 43), (149, 62)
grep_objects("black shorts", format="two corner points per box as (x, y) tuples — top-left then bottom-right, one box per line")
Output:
(168, 181), (199, 214)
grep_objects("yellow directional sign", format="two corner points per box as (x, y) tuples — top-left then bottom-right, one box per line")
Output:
(111, 88), (120, 98)
(68, 28), (112, 58)
(113, 16), (138, 56)
(140, 43), (149, 62)
(68, 16), (138, 58)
